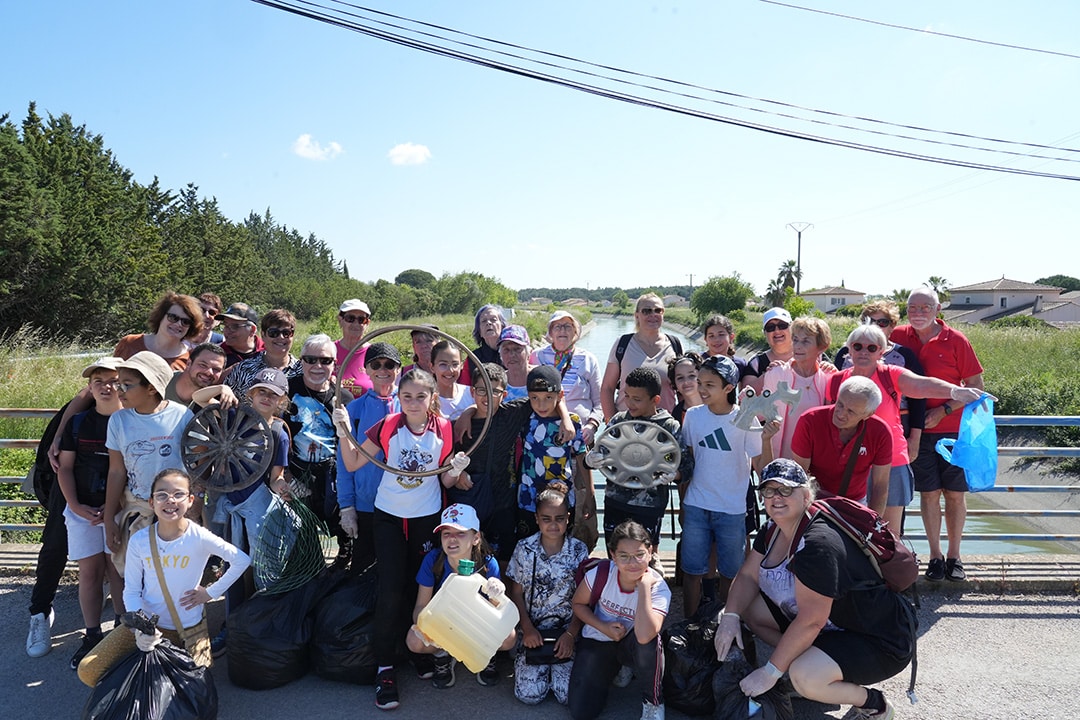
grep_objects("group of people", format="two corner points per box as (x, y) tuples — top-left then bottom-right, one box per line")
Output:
(26, 286), (987, 720)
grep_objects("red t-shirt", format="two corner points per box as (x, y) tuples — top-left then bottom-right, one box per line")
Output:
(791, 405), (892, 501)
(826, 365), (908, 466)
(890, 320), (983, 434)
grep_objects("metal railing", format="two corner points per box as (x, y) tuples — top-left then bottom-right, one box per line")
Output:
(2, 410), (1079, 544)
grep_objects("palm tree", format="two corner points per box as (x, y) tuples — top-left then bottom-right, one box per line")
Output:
(890, 288), (911, 302)
(927, 276), (951, 303)
(765, 278), (786, 308)
(777, 259), (801, 291)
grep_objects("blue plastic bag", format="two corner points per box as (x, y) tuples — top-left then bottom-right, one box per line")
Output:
(935, 396), (997, 492)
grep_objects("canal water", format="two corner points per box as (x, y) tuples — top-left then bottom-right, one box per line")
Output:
(575, 314), (1055, 556)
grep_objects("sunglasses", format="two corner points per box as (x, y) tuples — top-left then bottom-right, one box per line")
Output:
(117, 382), (142, 393)
(759, 485), (797, 498)
(302, 356), (334, 365)
(639, 307), (664, 315)
(867, 318), (892, 328)
(366, 359), (399, 370)
(266, 327), (295, 339)
(166, 312), (192, 328)
(341, 313), (370, 324)
(851, 342), (880, 353)
(764, 321), (790, 332)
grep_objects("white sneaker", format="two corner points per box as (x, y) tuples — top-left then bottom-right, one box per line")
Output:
(613, 664), (634, 688)
(27, 610), (54, 657)
(640, 701), (665, 720)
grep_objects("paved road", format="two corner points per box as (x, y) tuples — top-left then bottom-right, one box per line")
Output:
(5, 574), (1078, 720)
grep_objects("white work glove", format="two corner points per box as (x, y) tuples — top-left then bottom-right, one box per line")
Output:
(448, 452), (470, 479)
(949, 386), (985, 406)
(483, 577), (506, 599)
(339, 507), (359, 539)
(714, 612), (744, 660)
(585, 450), (605, 468)
(658, 470), (677, 484)
(134, 628), (162, 652)
(332, 406), (351, 438)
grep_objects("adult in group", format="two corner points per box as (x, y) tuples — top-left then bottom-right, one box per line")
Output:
(761, 317), (834, 459)
(462, 304), (506, 385)
(714, 459), (916, 720)
(189, 292), (226, 346)
(285, 334), (354, 568)
(218, 302), (263, 368)
(164, 343), (234, 406)
(224, 308), (303, 395)
(499, 325), (535, 400)
(701, 314), (747, 378)
(743, 308), (795, 394)
(790, 376), (893, 514)
(891, 287), (985, 582)
(530, 311), (604, 444)
(114, 291), (204, 370)
(401, 324), (439, 375)
(600, 293), (682, 417)
(336, 299), (374, 400)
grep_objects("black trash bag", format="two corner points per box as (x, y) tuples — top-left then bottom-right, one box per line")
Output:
(82, 640), (217, 720)
(227, 570), (339, 689)
(712, 649), (793, 720)
(662, 599), (725, 716)
(310, 568), (378, 684)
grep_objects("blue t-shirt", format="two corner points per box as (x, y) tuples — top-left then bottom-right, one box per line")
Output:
(227, 418), (290, 504)
(416, 548), (500, 593)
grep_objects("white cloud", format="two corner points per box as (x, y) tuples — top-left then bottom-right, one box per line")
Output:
(292, 134), (343, 161)
(387, 142), (432, 166)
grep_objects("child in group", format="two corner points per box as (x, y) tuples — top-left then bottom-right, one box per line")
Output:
(567, 520), (670, 720)
(57, 357), (127, 670)
(585, 367), (684, 547)
(667, 352), (703, 424)
(506, 487), (589, 706)
(333, 368), (471, 711)
(77, 468), (250, 686)
(432, 340), (474, 420)
(407, 503), (513, 690)
(678, 355), (778, 617)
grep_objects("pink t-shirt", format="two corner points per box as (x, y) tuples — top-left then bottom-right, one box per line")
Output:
(336, 340), (372, 399)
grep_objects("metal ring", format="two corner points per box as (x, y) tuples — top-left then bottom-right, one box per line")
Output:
(181, 404), (273, 493)
(590, 421), (681, 489)
(334, 324), (494, 478)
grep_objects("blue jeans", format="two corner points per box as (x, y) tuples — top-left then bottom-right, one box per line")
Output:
(680, 505), (746, 578)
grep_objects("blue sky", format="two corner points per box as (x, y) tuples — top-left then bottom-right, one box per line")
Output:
(5, 1), (1079, 297)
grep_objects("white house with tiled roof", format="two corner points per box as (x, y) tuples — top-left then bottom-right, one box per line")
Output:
(943, 278), (1080, 325)
(801, 285), (866, 313)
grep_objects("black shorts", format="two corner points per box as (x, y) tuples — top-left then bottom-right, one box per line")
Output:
(912, 432), (968, 493)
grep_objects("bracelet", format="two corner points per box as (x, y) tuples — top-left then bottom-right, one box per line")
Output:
(563, 631), (574, 639)
(764, 661), (784, 680)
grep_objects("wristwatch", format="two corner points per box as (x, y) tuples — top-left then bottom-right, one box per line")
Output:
(943, 404), (954, 415)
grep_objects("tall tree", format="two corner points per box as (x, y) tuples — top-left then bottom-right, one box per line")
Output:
(765, 278), (786, 308)
(777, 259), (801, 291)
(927, 276), (950, 302)
(689, 274), (755, 322)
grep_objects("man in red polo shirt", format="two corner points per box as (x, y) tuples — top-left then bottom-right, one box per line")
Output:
(790, 376), (892, 515)
(891, 287), (985, 582)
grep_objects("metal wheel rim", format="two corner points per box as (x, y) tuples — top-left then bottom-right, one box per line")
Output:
(334, 323), (494, 478)
(181, 404), (273, 493)
(592, 421), (680, 489)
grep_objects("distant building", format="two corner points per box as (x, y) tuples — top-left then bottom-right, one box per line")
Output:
(800, 286), (866, 314)
(529, 297), (553, 306)
(662, 294), (688, 308)
(944, 277), (1080, 326)
(561, 297), (590, 307)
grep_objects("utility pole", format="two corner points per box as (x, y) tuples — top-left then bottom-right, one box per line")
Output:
(786, 222), (813, 295)
(687, 274), (694, 292)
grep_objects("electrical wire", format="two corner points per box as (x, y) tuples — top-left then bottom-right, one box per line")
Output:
(250, 0), (1080, 181)
(758, 0), (1080, 61)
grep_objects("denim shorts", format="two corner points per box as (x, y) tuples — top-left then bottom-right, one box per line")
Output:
(680, 505), (746, 578)
(869, 464), (915, 509)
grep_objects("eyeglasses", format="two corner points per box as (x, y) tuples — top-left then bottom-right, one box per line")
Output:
(302, 356), (334, 365)
(366, 359), (399, 370)
(851, 343), (880, 353)
(614, 550), (650, 564)
(867, 318), (892, 328)
(908, 304), (936, 314)
(436, 361), (462, 371)
(764, 321), (790, 332)
(340, 313), (370, 324)
(223, 322), (252, 333)
(550, 323), (575, 332)
(166, 312), (192, 328)
(152, 490), (190, 503)
(266, 327), (295, 339)
(117, 382), (141, 393)
(759, 485), (797, 498)
(639, 308), (664, 315)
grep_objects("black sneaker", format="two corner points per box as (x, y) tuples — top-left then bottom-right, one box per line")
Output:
(925, 557), (945, 581)
(414, 653), (435, 680)
(945, 558), (966, 582)
(69, 634), (100, 670)
(375, 668), (400, 710)
(211, 628), (228, 658)
(432, 653), (456, 689)
(477, 657), (499, 686)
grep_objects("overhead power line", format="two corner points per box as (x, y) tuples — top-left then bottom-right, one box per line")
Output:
(759, 0), (1080, 61)
(250, 0), (1080, 181)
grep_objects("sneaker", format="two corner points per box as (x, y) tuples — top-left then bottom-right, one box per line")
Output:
(432, 653), (456, 689)
(856, 698), (895, 719)
(69, 634), (100, 670)
(613, 664), (634, 688)
(414, 653), (435, 680)
(477, 657), (499, 686)
(945, 558), (966, 582)
(26, 610), (54, 658)
(375, 668), (400, 710)
(211, 629), (228, 658)
(924, 557), (945, 582)
(641, 701), (666, 720)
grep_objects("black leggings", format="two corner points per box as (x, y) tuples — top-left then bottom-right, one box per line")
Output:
(568, 635), (664, 719)
(30, 479), (68, 616)
(372, 507), (440, 665)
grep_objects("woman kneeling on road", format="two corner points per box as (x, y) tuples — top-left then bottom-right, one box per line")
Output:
(714, 459), (916, 720)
